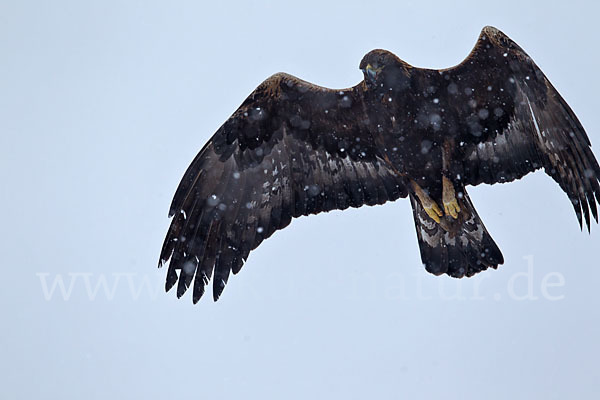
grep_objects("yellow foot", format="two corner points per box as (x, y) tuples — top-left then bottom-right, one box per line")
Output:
(444, 197), (460, 219)
(424, 201), (444, 223)
(411, 179), (444, 223)
(442, 176), (460, 219)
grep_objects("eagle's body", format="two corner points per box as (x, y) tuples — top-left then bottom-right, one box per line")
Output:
(159, 27), (600, 303)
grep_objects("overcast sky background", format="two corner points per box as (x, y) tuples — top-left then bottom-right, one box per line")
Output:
(2, 1), (599, 399)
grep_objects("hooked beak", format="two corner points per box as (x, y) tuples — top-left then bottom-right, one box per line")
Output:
(364, 63), (379, 82)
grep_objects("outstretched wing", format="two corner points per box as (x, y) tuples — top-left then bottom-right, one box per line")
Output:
(447, 26), (600, 230)
(159, 73), (407, 302)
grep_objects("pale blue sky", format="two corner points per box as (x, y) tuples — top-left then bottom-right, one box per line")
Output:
(1, 1), (599, 399)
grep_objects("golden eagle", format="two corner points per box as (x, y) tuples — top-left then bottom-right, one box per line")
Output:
(159, 26), (600, 303)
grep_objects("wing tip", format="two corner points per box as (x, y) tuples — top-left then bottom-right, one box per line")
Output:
(482, 25), (500, 35)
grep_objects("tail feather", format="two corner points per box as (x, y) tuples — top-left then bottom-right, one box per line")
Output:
(410, 189), (503, 278)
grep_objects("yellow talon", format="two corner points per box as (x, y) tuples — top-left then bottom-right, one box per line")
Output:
(411, 179), (444, 224)
(444, 198), (461, 219)
(442, 176), (460, 220)
(424, 203), (442, 223)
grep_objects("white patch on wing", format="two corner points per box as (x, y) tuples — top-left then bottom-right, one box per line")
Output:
(527, 97), (544, 144)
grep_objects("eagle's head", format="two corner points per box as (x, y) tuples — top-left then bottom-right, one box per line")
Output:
(359, 49), (411, 91)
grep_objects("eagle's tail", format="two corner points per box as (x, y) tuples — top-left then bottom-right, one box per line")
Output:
(409, 189), (504, 278)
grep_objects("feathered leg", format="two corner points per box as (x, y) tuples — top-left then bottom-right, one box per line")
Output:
(442, 139), (461, 219)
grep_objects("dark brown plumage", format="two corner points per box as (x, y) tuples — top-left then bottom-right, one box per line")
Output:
(159, 26), (600, 303)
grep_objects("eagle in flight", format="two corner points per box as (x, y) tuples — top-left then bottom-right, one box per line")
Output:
(159, 26), (600, 303)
